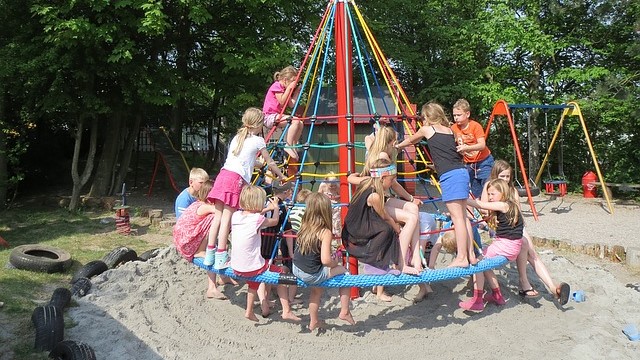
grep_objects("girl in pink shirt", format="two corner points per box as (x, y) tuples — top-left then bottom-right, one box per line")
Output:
(230, 185), (301, 322)
(262, 65), (304, 160)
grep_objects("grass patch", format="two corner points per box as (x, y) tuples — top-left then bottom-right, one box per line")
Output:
(0, 204), (172, 359)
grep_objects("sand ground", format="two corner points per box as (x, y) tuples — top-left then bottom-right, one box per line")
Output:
(57, 192), (640, 359)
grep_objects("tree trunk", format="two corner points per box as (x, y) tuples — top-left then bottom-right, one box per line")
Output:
(112, 107), (143, 195)
(0, 91), (7, 208)
(69, 118), (98, 211)
(89, 113), (124, 197)
(528, 57), (543, 183)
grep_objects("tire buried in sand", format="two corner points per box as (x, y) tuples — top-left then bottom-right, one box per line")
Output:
(9, 244), (72, 273)
(102, 247), (138, 268)
(31, 305), (64, 352)
(49, 340), (97, 360)
(70, 260), (108, 284)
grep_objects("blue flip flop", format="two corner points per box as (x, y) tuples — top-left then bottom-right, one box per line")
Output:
(623, 324), (639, 341)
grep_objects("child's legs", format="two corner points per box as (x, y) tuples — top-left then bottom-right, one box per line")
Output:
(483, 270), (498, 290)
(516, 236), (533, 290)
(308, 287), (324, 327)
(206, 200), (225, 247)
(385, 199), (421, 270)
(473, 271), (485, 291)
(329, 265), (347, 278)
(463, 216), (478, 263)
(524, 228), (556, 292)
(445, 199), (470, 266)
(285, 117), (303, 146)
(217, 204), (235, 249)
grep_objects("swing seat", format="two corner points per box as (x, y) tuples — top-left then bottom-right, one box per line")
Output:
(516, 178), (540, 197)
(543, 180), (567, 197)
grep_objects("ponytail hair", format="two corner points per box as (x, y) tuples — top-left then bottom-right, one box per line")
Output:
(273, 65), (297, 82)
(233, 107), (264, 156)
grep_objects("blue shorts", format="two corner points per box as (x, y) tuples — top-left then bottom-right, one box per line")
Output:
(439, 168), (470, 202)
(292, 265), (331, 285)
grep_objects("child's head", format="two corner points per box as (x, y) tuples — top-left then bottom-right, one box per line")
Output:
(271, 181), (293, 199)
(368, 125), (398, 164)
(239, 185), (267, 212)
(420, 102), (450, 127)
(369, 158), (397, 190)
(321, 171), (340, 195)
(274, 65), (297, 83)
(452, 99), (471, 127)
(441, 231), (457, 254)
(233, 107), (264, 156)
(188, 168), (209, 192)
(196, 180), (213, 202)
(490, 159), (513, 184)
(297, 192), (332, 254)
(486, 178), (521, 227)
(295, 188), (312, 203)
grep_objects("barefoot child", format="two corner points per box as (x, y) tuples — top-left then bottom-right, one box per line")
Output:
(460, 179), (528, 311)
(230, 185), (301, 322)
(293, 192), (355, 331)
(173, 180), (226, 300)
(396, 102), (477, 268)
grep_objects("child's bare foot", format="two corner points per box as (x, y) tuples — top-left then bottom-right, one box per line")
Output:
(260, 300), (271, 318)
(401, 265), (420, 275)
(245, 312), (259, 322)
(284, 147), (299, 160)
(448, 258), (470, 268)
(309, 320), (327, 331)
(282, 311), (301, 322)
(339, 312), (356, 326)
(376, 292), (393, 302)
(413, 286), (432, 303)
(217, 276), (239, 286)
(206, 288), (227, 300)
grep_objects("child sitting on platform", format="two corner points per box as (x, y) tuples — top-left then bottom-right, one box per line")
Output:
(173, 180), (228, 300)
(293, 192), (355, 331)
(460, 179), (529, 312)
(230, 185), (301, 322)
(318, 171), (342, 237)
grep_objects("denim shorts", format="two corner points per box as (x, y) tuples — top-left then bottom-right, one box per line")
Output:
(292, 265), (330, 285)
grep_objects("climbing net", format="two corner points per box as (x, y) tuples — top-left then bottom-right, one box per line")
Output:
(194, 1), (502, 287)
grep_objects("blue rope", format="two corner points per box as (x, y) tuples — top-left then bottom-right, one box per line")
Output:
(192, 256), (508, 288)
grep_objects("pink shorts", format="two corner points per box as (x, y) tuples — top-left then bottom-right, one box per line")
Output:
(207, 169), (245, 209)
(264, 113), (278, 128)
(484, 237), (523, 261)
(234, 263), (283, 290)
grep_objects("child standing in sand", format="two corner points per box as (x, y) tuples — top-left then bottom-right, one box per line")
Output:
(396, 102), (477, 268)
(230, 185), (301, 322)
(204, 107), (287, 269)
(293, 192), (355, 331)
(461, 179), (528, 311)
(262, 65), (304, 160)
(173, 180), (227, 300)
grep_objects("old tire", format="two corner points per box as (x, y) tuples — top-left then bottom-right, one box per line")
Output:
(70, 261), (108, 284)
(9, 245), (72, 273)
(102, 247), (138, 268)
(48, 288), (72, 310)
(31, 305), (64, 352)
(70, 278), (92, 298)
(49, 340), (96, 360)
(138, 248), (160, 262)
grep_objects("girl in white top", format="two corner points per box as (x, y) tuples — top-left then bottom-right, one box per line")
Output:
(204, 107), (287, 269)
(230, 185), (301, 322)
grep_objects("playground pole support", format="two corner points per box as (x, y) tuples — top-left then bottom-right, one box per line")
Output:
(484, 100), (539, 221)
(535, 101), (614, 214)
(335, 0), (359, 299)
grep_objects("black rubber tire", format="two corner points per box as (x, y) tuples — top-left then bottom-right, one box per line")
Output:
(49, 340), (97, 360)
(9, 244), (72, 273)
(31, 305), (64, 352)
(101, 247), (138, 268)
(70, 260), (108, 284)
(70, 277), (92, 298)
(48, 287), (72, 310)
(138, 248), (160, 262)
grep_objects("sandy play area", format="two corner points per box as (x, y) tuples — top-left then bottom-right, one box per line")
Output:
(64, 194), (640, 359)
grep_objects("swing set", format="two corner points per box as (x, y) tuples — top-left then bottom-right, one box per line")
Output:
(484, 100), (614, 219)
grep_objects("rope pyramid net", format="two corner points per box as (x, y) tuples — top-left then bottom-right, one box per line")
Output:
(193, 0), (507, 288)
